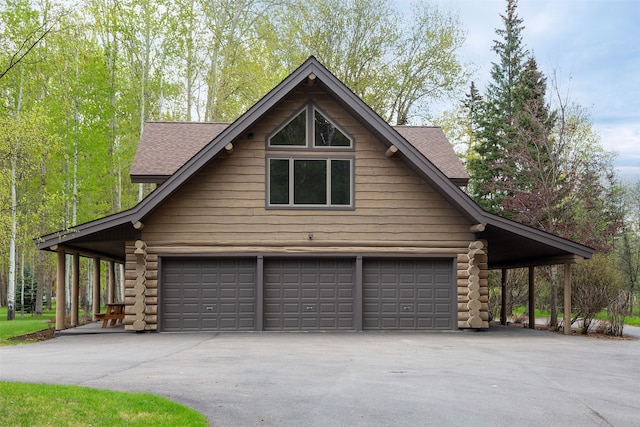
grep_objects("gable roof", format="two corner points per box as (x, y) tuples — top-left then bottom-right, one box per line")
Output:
(394, 126), (469, 186)
(131, 122), (469, 186)
(37, 56), (594, 267)
(130, 122), (230, 183)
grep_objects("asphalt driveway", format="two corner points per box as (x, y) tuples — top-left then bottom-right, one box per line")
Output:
(1, 325), (639, 426)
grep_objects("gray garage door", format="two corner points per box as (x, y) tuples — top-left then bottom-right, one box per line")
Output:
(162, 258), (256, 331)
(363, 259), (454, 330)
(264, 259), (355, 331)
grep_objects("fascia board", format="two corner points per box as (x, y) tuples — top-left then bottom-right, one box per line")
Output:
(36, 209), (137, 250)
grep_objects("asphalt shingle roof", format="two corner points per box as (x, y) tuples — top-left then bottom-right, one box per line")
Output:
(130, 122), (469, 185)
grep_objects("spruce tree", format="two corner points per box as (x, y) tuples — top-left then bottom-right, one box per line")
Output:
(467, 0), (529, 213)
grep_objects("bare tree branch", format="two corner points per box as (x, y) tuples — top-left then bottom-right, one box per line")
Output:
(0, 11), (68, 81)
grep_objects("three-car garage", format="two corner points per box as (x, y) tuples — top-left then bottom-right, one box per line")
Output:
(161, 256), (456, 332)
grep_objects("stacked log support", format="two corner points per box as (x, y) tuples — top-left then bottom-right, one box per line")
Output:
(458, 240), (489, 329)
(132, 240), (147, 331)
(144, 252), (159, 331)
(124, 240), (158, 331)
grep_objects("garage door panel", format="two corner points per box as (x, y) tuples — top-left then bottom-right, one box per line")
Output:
(435, 289), (451, 299)
(399, 289), (415, 299)
(418, 289), (433, 299)
(417, 303), (433, 313)
(320, 303), (336, 312)
(283, 303), (299, 313)
(319, 288), (337, 299)
(363, 259), (454, 330)
(161, 258), (257, 332)
(264, 259), (355, 331)
(301, 288), (318, 299)
(381, 289), (397, 299)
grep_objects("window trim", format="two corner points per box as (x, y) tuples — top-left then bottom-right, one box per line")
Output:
(266, 103), (353, 151)
(266, 155), (355, 210)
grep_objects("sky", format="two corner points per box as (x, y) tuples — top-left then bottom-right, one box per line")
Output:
(401, 0), (640, 183)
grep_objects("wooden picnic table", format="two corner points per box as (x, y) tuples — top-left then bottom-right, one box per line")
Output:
(95, 303), (125, 328)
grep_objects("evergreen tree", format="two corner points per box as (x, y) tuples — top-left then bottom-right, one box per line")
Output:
(467, 0), (529, 212)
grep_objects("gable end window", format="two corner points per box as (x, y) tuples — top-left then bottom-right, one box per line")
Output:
(268, 158), (352, 207)
(267, 104), (354, 209)
(268, 105), (352, 149)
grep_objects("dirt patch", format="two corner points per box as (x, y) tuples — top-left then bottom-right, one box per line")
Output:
(502, 321), (636, 340)
(562, 328), (635, 341)
(9, 327), (56, 343)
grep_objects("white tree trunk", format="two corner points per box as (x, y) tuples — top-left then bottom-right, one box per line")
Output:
(8, 157), (17, 320)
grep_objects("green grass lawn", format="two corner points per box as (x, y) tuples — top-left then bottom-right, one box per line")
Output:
(0, 306), (56, 346)
(0, 382), (209, 426)
(509, 305), (640, 327)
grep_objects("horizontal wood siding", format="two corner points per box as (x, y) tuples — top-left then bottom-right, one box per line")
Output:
(143, 86), (474, 249)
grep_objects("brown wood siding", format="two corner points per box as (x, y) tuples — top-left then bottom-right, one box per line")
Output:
(142, 87), (474, 248)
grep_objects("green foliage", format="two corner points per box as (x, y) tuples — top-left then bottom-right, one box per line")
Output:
(14, 264), (37, 312)
(271, 0), (468, 124)
(0, 382), (209, 426)
(572, 253), (625, 334)
(616, 181), (640, 314)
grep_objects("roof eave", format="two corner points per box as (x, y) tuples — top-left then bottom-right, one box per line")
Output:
(130, 174), (168, 184)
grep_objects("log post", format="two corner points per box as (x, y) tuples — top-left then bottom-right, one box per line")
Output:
(71, 252), (80, 327)
(466, 241), (484, 328)
(133, 240), (147, 331)
(501, 268), (507, 325)
(469, 224), (485, 233)
(107, 261), (115, 304)
(92, 257), (100, 321)
(528, 266), (535, 329)
(55, 250), (66, 331)
(564, 263), (572, 335)
(385, 145), (398, 158)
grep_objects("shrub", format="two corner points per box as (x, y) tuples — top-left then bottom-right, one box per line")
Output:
(606, 289), (629, 336)
(572, 253), (624, 334)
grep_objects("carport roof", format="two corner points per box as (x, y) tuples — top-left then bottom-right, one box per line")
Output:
(37, 56), (594, 267)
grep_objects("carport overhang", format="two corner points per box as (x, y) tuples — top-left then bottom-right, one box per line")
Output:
(478, 214), (593, 270)
(473, 212), (594, 335)
(36, 211), (141, 331)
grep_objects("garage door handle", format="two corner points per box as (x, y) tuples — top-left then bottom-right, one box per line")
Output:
(206, 306), (214, 311)
(305, 306), (314, 311)
(402, 306), (412, 311)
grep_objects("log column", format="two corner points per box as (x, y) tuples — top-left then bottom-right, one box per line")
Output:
(55, 250), (66, 331)
(564, 263), (572, 335)
(71, 253), (80, 327)
(528, 266), (535, 329)
(132, 240), (147, 331)
(107, 261), (115, 304)
(92, 257), (101, 321)
(466, 241), (484, 328)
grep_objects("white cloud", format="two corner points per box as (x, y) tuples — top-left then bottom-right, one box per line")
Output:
(599, 123), (640, 182)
